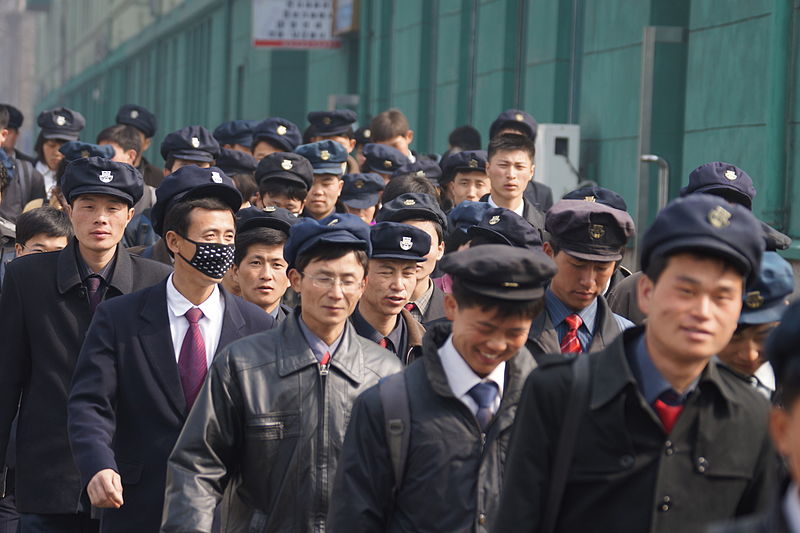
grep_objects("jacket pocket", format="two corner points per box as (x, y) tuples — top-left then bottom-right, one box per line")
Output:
(116, 461), (143, 486)
(245, 412), (301, 440)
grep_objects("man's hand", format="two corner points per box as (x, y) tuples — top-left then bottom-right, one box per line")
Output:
(87, 468), (124, 508)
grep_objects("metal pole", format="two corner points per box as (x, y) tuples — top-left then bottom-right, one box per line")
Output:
(640, 154), (670, 210)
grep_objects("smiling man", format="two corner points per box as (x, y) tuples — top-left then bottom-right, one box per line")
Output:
(328, 244), (556, 532)
(527, 199), (635, 358)
(0, 157), (171, 533)
(497, 194), (774, 533)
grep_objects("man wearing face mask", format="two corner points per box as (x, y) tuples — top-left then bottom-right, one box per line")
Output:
(67, 165), (275, 533)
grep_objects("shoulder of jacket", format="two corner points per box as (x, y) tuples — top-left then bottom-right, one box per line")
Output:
(359, 337), (404, 375)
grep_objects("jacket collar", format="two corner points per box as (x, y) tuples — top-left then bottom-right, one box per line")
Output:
(528, 293), (619, 354)
(57, 238), (135, 295)
(276, 309), (365, 385)
(401, 307), (425, 347)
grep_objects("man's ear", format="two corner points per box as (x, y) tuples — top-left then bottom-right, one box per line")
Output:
(288, 268), (303, 293)
(542, 241), (554, 258)
(637, 272), (654, 316)
(444, 292), (458, 321)
(406, 130), (414, 145)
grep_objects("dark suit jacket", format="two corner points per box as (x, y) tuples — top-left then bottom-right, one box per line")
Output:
(422, 282), (447, 325)
(68, 279), (275, 533)
(127, 238), (173, 267)
(524, 180), (554, 212)
(0, 240), (171, 514)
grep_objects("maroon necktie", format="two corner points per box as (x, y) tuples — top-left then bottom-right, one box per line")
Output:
(560, 314), (583, 354)
(85, 276), (103, 313)
(178, 308), (207, 411)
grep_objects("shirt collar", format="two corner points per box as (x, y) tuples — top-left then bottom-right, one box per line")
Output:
(75, 243), (117, 284)
(438, 334), (505, 400)
(412, 278), (435, 314)
(351, 306), (405, 352)
(629, 333), (697, 405)
(784, 482), (800, 533)
(545, 288), (598, 332)
(297, 313), (344, 360)
(487, 194), (524, 216)
(165, 273), (223, 324)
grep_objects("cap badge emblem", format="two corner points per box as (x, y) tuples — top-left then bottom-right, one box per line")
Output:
(55, 115), (67, 126)
(708, 206), (732, 228)
(403, 199), (416, 206)
(130, 110), (139, 119)
(502, 281), (519, 288)
(322, 117), (332, 125)
(191, 137), (200, 148)
(415, 170), (425, 177)
(354, 180), (364, 189)
(745, 291), (764, 309)
(264, 206), (276, 212)
(363, 129), (371, 138)
(320, 150), (330, 161)
(81, 150), (90, 158)
(327, 218), (339, 226)
(211, 171), (223, 183)
(98, 170), (114, 183)
(277, 125), (287, 135)
(489, 215), (501, 225)
(584, 196), (596, 202)
(724, 169), (737, 181)
(514, 113), (524, 122)
(281, 159), (293, 170)
(383, 160), (392, 169)
(589, 224), (605, 240)
(400, 236), (413, 250)
(468, 158), (478, 168)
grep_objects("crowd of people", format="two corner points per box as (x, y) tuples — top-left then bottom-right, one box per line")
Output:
(0, 101), (797, 533)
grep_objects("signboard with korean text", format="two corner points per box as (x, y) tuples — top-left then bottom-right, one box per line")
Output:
(252, 0), (341, 49)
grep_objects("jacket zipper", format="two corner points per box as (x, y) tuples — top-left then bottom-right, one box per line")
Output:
(316, 359), (329, 531)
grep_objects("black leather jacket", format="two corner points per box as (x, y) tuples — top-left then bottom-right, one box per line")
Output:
(161, 311), (403, 533)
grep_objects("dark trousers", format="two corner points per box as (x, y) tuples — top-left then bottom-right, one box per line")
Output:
(19, 512), (97, 533)
(0, 495), (18, 533)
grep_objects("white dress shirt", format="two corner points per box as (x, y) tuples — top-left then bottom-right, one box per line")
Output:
(784, 481), (800, 533)
(438, 334), (505, 416)
(165, 273), (226, 367)
(487, 194), (524, 217)
(35, 161), (56, 199)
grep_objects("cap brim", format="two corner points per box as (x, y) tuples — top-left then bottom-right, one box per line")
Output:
(67, 186), (135, 205)
(170, 150), (216, 163)
(296, 232), (368, 259)
(370, 252), (426, 262)
(342, 195), (379, 209)
(184, 183), (243, 213)
(312, 166), (345, 176)
(739, 301), (789, 325)
(238, 218), (292, 235)
(459, 279), (545, 301)
(563, 248), (623, 262)
(42, 130), (80, 142)
(467, 226), (513, 247)
(254, 136), (293, 152)
(386, 208), (443, 227)
(693, 184), (752, 207)
(257, 173), (309, 189)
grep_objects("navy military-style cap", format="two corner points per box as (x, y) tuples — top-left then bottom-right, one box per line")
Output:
(341, 173), (384, 209)
(640, 194), (764, 286)
(376, 192), (448, 232)
(361, 143), (409, 174)
(59, 141), (115, 163)
(370, 222), (431, 262)
(563, 185), (628, 212)
(37, 107), (85, 141)
(440, 150), (487, 185)
(236, 205), (299, 236)
(739, 251), (794, 325)
(468, 207), (542, 250)
(216, 148), (257, 176)
(393, 159), (443, 185)
(766, 300), (800, 385)
(546, 199), (635, 261)
(255, 152), (314, 189)
(213, 120), (257, 148)
(440, 244), (557, 300)
(115, 104), (158, 138)
(489, 109), (538, 140)
(354, 126), (372, 146)
(61, 157), (143, 206)
(1, 104), (23, 129)
(295, 140), (349, 175)
(160, 125), (220, 163)
(151, 166), (242, 236)
(283, 213), (372, 270)
(448, 200), (492, 234)
(252, 117), (302, 153)
(307, 109), (357, 137)
(680, 161), (756, 209)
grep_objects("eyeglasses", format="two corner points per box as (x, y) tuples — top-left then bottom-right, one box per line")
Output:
(300, 272), (362, 293)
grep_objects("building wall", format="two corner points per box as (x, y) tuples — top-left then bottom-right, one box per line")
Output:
(30, 0), (800, 255)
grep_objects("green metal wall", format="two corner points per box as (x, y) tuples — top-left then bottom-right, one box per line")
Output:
(34, 0), (800, 253)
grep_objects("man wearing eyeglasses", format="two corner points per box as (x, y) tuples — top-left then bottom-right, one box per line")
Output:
(161, 213), (403, 533)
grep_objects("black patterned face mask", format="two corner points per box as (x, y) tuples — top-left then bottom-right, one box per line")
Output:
(178, 236), (235, 280)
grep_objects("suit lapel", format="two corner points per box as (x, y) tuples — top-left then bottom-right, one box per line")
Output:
(138, 280), (187, 416)
(217, 287), (245, 356)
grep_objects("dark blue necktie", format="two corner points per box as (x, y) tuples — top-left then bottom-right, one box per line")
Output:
(468, 382), (499, 431)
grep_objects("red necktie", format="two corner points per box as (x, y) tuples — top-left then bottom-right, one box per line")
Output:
(404, 302), (417, 312)
(653, 399), (683, 433)
(378, 338), (389, 348)
(178, 308), (207, 411)
(320, 351), (331, 365)
(560, 314), (583, 354)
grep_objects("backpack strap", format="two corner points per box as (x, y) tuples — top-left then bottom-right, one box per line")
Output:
(379, 371), (411, 495)
(541, 353), (592, 533)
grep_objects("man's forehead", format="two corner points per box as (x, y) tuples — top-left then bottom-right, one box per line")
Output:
(490, 149), (532, 164)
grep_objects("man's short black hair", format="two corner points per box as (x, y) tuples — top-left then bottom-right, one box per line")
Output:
(259, 179), (308, 202)
(96, 124), (142, 157)
(234, 227), (287, 266)
(448, 125), (482, 151)
(295, 243), (369, 276)
(230, 173), (257, 204)
(0, 106), (8, 130)
(162, 197), (235, 252)
(451, 276), (544, 319)
(487, 133), (535, 163)
(15, 206), (73, 245)
(382, 174), (440, 205)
